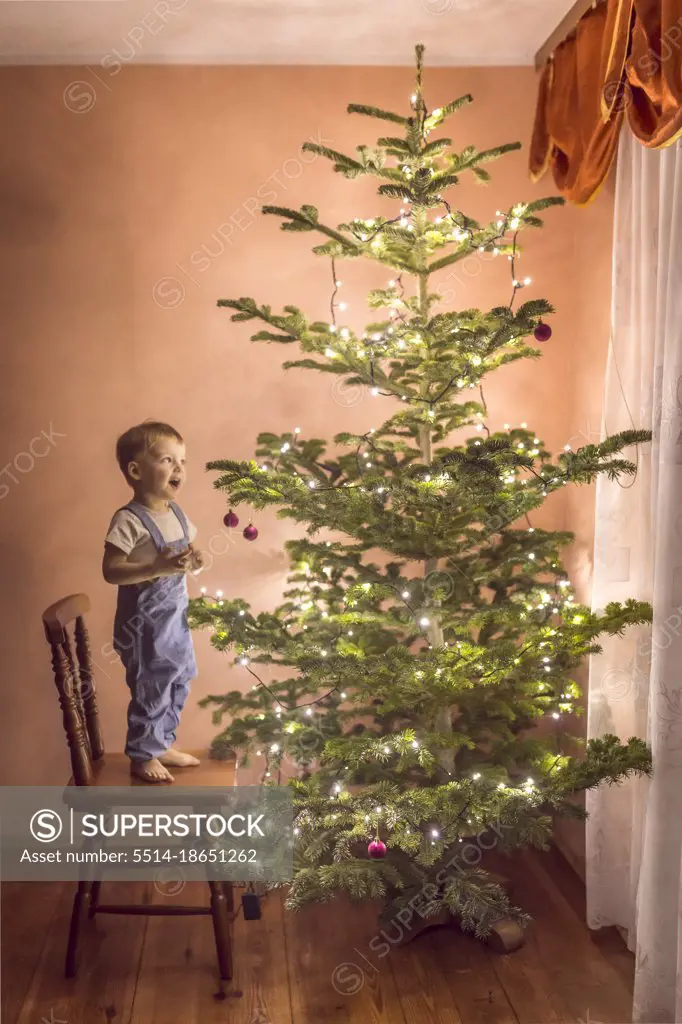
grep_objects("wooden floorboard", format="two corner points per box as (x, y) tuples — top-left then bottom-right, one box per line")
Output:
(1, 848), (636, 1024)
(423, 926), (519, 1024)
(502, 848), (634, 1024)
(534, 845), (636, 994)
(10, 882), (147, 1024)
(130, 880), (294, 1023)
(386, 924), (465, 1024)
(232, 885), (293, 1024)
(0, 881), (64, 1024)
(284, 893), (407, 1023)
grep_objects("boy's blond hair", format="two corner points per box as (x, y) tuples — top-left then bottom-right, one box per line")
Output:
(116, 420), (184, 484)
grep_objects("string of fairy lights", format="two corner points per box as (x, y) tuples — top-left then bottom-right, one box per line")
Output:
(198, 87), (580, 843)
(325, 196), (533, 405)
(200, 556), (577, 787)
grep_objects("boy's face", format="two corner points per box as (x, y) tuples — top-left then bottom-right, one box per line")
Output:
(128, 436), (186, 501)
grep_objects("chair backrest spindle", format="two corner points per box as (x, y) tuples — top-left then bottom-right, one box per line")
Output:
(42, 594), (105, 787)
(74, 614), (105, 761)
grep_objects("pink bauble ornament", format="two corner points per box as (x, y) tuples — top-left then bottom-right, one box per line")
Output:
(223, 509), (239, 528)
(243, 524), (259, 541)
(368, 839), (387, 859)
(534, 321), (553, 343)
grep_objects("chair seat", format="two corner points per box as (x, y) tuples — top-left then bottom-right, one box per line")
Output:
(66, 750), (236, 788)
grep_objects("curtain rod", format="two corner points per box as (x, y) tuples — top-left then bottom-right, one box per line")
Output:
(534, 0), (602, 69)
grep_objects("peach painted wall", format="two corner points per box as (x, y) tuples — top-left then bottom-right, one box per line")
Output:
(0, 63), (613, 867)
(554, 167), (616, 879)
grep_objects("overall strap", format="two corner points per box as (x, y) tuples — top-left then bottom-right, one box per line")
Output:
(169, 501), (191, 545)
(122, 501), (167, 551)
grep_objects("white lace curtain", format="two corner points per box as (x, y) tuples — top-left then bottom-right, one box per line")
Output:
(586, 129), (682, 1024)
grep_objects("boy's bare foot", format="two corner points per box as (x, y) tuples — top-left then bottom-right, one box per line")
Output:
(158, 748), (201, 767)
(130, 758), (174, 783)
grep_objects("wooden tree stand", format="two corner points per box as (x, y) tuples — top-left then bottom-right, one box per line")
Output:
(390, 867), (525, 954)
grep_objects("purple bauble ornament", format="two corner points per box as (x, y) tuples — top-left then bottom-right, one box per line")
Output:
(368, 839), (387, 859)
(223, 509), (239, 528)
(534, 321), (553, 343)
(243, 524), (259, 541)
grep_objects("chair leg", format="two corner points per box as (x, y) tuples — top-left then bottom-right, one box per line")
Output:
(208, 880), (233, 981)
(65, 880), (92, 978)
(223, 881), (235, 915)
(88, 880), (101, 919)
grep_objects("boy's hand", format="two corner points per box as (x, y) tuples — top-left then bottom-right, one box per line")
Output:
(187, 544), (207, 574)
(154, 545), (193, 577)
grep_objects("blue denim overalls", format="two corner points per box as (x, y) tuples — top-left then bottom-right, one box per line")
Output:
(113, 500), (197, 761)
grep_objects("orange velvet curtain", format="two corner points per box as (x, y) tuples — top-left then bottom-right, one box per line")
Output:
(530, 0), (682, 204)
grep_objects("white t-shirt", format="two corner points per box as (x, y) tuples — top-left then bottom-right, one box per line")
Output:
(105, 505), (197, 567)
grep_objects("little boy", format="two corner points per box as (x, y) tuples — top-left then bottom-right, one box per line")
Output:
(103, 420), (205, 784)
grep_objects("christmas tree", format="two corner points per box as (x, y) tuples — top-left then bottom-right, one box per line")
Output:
(190, 45), (652, 944)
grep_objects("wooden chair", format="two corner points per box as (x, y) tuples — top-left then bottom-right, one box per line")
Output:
(42, 593), (236, 981)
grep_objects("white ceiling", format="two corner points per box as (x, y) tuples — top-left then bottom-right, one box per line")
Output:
(0, 0), (573, 66)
